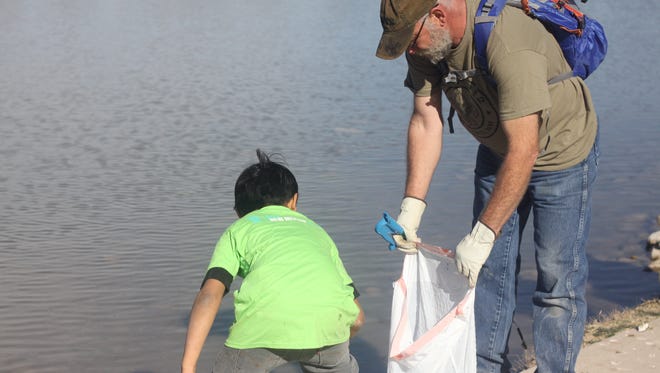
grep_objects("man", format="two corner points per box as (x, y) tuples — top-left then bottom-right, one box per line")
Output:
(376, 0), (599, 372)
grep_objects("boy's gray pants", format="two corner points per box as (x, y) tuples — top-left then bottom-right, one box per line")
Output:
(212, 340), (358, 373)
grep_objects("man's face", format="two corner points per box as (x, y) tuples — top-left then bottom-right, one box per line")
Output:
(410, 17), (453, 64)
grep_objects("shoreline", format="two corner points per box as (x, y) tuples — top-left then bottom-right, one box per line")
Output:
(520, 297), (660, 372)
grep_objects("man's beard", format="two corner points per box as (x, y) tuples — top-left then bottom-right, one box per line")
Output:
(417, 23), (453, 65)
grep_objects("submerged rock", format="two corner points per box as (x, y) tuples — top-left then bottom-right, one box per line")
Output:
(647, 229), (660, 275)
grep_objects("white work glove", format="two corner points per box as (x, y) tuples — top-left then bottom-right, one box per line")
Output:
(393, 197), (426, 254)
(455, 221), (496, 287)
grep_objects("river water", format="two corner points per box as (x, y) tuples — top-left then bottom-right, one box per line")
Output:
(1, 1), (659, 372)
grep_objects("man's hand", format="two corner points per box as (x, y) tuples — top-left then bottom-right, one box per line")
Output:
(393, 197), (426, 253)
(455, 221), (496, 287)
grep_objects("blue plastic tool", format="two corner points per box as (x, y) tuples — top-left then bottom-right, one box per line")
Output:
(374, 212), (405, 251)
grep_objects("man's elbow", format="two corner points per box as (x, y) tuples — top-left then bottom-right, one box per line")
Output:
(505, 143), (539, 168)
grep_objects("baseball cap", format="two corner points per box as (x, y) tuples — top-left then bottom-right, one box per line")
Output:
(376, 0), (437, 59)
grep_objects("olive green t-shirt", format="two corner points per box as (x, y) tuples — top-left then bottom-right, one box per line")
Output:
(207, 205), (359, 349)
(405, 0), (597, 171)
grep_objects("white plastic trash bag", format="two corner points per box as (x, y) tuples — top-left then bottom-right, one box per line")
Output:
(387, 244), (476, 373)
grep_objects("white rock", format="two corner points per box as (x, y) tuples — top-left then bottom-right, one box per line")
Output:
(648, 231), (660, 249)
(649, 255), (660, 272)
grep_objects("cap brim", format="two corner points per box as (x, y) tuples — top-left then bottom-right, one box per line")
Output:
(375, 22), (416, 60)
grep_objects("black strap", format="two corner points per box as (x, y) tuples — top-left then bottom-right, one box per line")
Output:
(447, 107), (456, 134)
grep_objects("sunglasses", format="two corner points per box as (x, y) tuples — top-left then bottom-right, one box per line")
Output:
(409, 15), (429, 50)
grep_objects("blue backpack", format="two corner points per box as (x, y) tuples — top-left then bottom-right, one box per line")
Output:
(475, 0), (608, 83)
(445, 0), (607, 133)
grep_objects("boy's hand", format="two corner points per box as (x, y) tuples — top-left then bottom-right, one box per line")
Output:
(394, 197), (426, 253)
(350, 299), (365, 338)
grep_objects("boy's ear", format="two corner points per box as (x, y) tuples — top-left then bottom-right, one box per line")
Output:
(286, 193), (299, 211)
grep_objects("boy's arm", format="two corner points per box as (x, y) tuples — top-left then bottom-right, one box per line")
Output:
(350, 298), (365, 338)
(181, 279), (226, 373)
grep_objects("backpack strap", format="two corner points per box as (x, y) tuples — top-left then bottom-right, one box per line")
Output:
(474, 0), (508, 72)
(547, 71), (575, 84)
(442, 0), (505, 134)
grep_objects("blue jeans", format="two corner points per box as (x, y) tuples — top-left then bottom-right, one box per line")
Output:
(472, 137), (599, 373)
(212, 341), (358, 373)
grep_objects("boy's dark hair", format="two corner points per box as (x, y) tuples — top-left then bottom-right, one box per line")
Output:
(234, 149), (298, 217)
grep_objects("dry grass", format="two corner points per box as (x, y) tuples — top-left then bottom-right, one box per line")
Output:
(583, 297), (660, 344)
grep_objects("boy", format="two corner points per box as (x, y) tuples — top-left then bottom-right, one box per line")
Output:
(182, 150), (364, 373)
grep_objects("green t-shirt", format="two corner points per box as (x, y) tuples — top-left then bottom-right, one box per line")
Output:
(207, 205), (359, 349)
(405, 0), (597, 171)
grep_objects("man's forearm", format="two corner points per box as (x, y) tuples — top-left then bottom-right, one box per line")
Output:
(478, 153), (534, 235)
(405, 95), (444, 200)
(479, 114), (540, 234)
